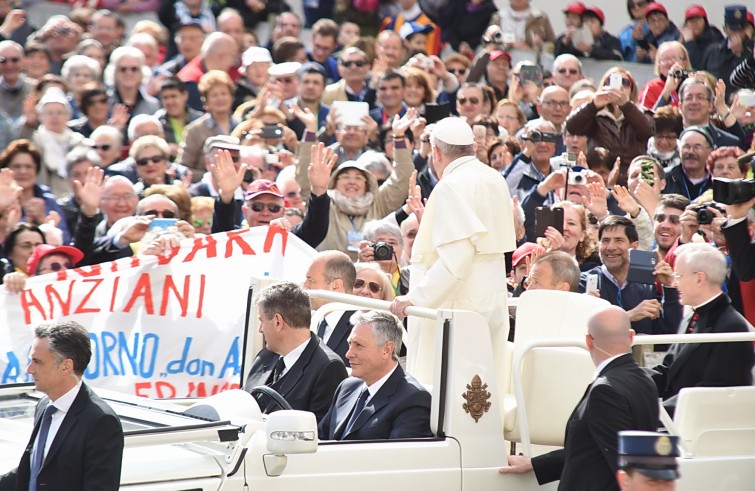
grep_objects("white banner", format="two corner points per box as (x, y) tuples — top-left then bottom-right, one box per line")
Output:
(0, 227), (316, 398)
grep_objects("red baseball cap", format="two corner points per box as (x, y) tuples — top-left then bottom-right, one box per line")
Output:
(644, 2), (667, 18)
(512, 242), (546, 267)
(583, 6), (605, 25)
(563, 2), (586, 16)
(747, 11), (754, 27)
(27, 244), (84, 276)
(244, 179), (284, 201)
(684, 5), (707, 20)
(490, 50), (512, 64)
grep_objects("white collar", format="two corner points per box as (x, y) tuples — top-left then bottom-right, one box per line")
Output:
(280, 336), (310, 375)
(365, 362), (399, 401)
(692, 291), (723, 311)
(49, 381), (82, 411)
(593, 353), (626, 380)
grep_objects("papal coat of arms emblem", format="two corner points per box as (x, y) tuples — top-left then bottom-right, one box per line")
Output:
(462, 375), (491, 423)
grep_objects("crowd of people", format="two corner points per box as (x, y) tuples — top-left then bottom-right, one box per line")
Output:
(0, 0), (754, 488)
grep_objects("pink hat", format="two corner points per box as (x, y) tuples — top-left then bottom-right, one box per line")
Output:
(512, 242), (546, 267)
(27, 244), (84, 276)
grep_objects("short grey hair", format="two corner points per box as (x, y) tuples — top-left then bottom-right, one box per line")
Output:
(90, 125), (124, 152)
(61, 54), (101, 81)
(65, 145), (101, 175)
(553, 53), (582, 72)
(104, 46), (148, 86)
(357, 150), (391, 179)
(524, 118), (556, 133)
(127, 114), (163, 142)
(678, 78), (713, 102)
(532, 251), (581, 292)
(429, 136), (474, 161)
(362, 219), (403, 247)
(129, 135), (170, 160)
(675, 243), (726, 287)
(349, 310), (403, 360)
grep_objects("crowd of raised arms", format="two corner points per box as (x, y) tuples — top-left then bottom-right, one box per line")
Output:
(0, 0), (753, 326)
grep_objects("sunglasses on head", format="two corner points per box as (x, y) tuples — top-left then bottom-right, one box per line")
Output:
(341, 60), (366, 68)
(42, 261), (73, 273)
(250, 202), (282, 213)
(458, 96), (480, 105)
(136, 155), (165, 166)
(654, 213), (680, 225)
(354, 279), (382, 294)
(144, 210), (176, 218)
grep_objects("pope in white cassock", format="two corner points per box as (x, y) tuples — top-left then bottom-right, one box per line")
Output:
(390, 117), (516, 380)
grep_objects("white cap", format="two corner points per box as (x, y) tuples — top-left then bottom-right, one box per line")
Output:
(268, 62), (302, 78)
(36, 86), (70, 113)
(242, 47), (272, 67)
(432, 117), (474, 145)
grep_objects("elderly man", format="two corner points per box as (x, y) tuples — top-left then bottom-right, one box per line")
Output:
(662, 126), (713, 201)
(500, 306), (659, 491)
(35, 15), (81, 74)
(677, 78), (745, 150)
(318, 310), (432, 440)
(234, 47), (271, 108)
(304, 250), (357, 366)
(552, 54), (584, 92)
(322, 47), (373, 107)
(505, 119), (560, 202)
(0, 321), (123, 490)
(178, 32), (239, 111)
(648, 243), (754, 416)
(159, 19), (205, 76)
(390, 117), (515, 373)
(525, 251), (581, 292)
(0, 40), (33, 121)
(243, 282), (347, 421)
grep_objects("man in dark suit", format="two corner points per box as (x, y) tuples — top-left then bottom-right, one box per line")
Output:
(304, 251), (357, 366)
(0, 321), (123, 491)
(722, 196), (755, 281)
(648, 243), (754, 416)
(243, 282), (347, 422)
(318, 310), (432, 440)
(500, 306), (659, 491)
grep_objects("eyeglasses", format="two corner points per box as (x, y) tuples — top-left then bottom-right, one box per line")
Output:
(542, 100), (570, 108)
(136, 155), (166, 166)
(654, 213), (680, 224)
(672, 271), (700, 281)
(40, 261), (73, 273)
(458, 96), (480, 105)
(102, 193), (138, 203)
(659, 56), (683, 65)
(337, 173), (366, 182)
(192, 217), (212, 228)
(91, 144), (112, 151)
(144, 209), (176, 218)
(354, 279), (382, 294)
(17, 242), (44, 250)
(681, 143), (710, 152)
(681, 94), (710, 103)
(341, 60), (366, 68)
(118, 65), (141, 73)
(447, 68), (467, 75)
(249, 201), (283, 213)
(0, 56), (20, 64)
(557, 68), (579, 75)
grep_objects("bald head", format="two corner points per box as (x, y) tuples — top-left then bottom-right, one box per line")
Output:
(201, 32), (238, 71)
(586, 306), (634, 364)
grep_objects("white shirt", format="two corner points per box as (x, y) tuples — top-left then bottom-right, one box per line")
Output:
(364, 362), (399, 404)
(312, 311), (345, 344)
(36, 382), (82, 459)
(279, 337), (310, 378)
(593, 353), (627, 381)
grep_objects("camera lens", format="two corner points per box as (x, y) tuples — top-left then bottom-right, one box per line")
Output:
(573, 174), (584, 184)
(696, 209), (713, 225)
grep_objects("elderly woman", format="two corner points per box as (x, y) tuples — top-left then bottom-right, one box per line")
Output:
(647, 106), (683, 172)
(104, 46), (160, 118)
(31, 87), (87, 196)
(708, 146), (747, 179)
(295, 108), (416, 259)
(565, 67), (653, 187)
(0, 140), (70, 243)
(638, 41), (693, 110)
(68, 83), (129, 138)
(89, 125), (124, 169)
(76, 39), (107, 71)
(130, 135), (179, 197)
(354, 262), (395, 301)
(61, 54), (102, 118)
(1, 223), (46, 279)
(179, 70), (239, 179)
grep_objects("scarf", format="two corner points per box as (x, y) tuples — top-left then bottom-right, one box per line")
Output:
(36, 126), (71, 179)
(328, 189), (374, 216)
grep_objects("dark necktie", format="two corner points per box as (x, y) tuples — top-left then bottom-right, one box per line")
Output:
(30, 404), (57, 491)
(316, 318), (328, 339)
(344, 387), (369, 435)
(270, 357), (286, 384)
(686, 312), (700, 334)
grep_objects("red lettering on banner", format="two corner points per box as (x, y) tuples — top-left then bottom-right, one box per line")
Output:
(74, 278), (104, 314)
(224, 229), (256, 258)
(109, 276), (120, 312)
(109, 261), (119, 273)
(123, 273), (155, 314)
(54, 270), (68, 281)
(160, 274), (190, 316)
(20, 289), (47, 324)
(130, 256), (141, 268)
(156, 246), (180, 265)
(186, 381), (240, 397)
(134, 381), (177, 398)
(45, 281), (74, 318)
(197, 274), (205, 318)
(263, 225), (288, 255)
(184, 235), (218, 262)
(75, 264), (103, 277)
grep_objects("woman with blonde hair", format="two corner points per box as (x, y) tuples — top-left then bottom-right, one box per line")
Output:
(354, 262), (395, 301)
(638, 41), (693, 110)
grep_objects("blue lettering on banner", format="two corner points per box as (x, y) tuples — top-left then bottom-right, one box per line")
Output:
(166, 337), (216, 377)
(219, 337), (240, 378)
(86, 331), (159, 379)
(2, 351), (23, 383)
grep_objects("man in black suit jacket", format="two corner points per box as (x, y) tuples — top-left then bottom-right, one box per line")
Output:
(722, 196), (755, 281)
(500, 306), (659, 491)
(648, 244), (754, 416)
(0, 321), (123, 491)
(304, 250), (357, 366)
(244, 282), (347, 422)
(318, 310), (432, 440)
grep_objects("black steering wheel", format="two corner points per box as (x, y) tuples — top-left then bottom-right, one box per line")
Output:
(250, 385), (293, 412)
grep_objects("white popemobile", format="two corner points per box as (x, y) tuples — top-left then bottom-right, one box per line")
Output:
(1, 289), (754, 490)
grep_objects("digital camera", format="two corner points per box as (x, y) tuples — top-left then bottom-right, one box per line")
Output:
(526, 129), (561, 144)
(670, 68), (691, 79)
(567, 168), (589, 186)
(372, 242), (394, 261)
(712, 177), (755, 205)
(693, 203), (726, 225)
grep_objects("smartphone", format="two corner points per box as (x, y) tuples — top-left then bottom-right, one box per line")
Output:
(535, 207), (564, 238)
(585, 275), (599, 295)
(261, 125), (283, 139)
(627, 249), (657, 285)
(149, 218), (178, 231)
(640, 160), (655, 186)
(609, 73), (623, 91)
(332, 101), (369, 126)
(739, 89), (755, 107)
(424, 103), (452, 124)
(243, 169), (255, 183)
(519, 65), (543, 87)
(264, 152), (279, 165)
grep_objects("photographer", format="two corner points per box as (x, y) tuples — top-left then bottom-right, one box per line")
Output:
(357, 220), (407, 296)
(638, 41), (692, 111)
(504, 119), (559, 202)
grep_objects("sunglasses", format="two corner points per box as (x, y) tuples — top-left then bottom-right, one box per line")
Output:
(447, 68), (467, 75)
(557, 68), (578, 75)
(458, 96), (480, 105)
(91, 144), (112, 151)
(654, 213), (680, 225)
(250, 202), (283, 213)
(341, 60), (366, 68)
(136, 155), (165, 166)
(192, 217), (212, 228)
(144, 210), (176, 218)
(41, 261), (73, 273)
(354, 279), (382, 294)
(0, 56), (20, 64)
(118, 65), (141, 73)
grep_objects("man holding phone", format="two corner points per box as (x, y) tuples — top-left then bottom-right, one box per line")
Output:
(579, 216), (682, 336)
